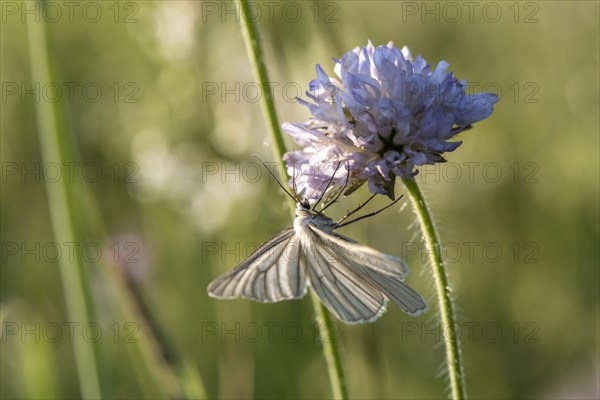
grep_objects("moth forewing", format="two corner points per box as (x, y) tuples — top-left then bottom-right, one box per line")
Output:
(300, 227), (389, 324)
(207, 228), (307, 302)
(315, 230), (411, 278)
(297, 210), (427, 319)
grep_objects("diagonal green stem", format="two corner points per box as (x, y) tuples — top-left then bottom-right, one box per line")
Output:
(237, 0), (288, 163)
(402, 178), (466, 400)
(26, 11), (101, 399)
(237, 1), (348, 398)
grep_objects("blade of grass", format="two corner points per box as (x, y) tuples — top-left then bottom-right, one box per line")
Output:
(26, 7), (205, 398)
(237, 1), (348, 398)
(25, 10), (101, 399)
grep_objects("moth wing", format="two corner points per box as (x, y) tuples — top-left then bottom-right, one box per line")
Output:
(357, 267), (428, 315)
(207, 228), (307, 302)
(313, 229), (410, 278)
(312, 228), (428, 316)
(299, 228), (388, 324)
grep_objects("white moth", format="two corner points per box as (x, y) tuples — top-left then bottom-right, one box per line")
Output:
(208, 196), (428, 324)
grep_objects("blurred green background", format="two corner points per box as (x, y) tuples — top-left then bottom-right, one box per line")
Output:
(1, 0), (598, 398)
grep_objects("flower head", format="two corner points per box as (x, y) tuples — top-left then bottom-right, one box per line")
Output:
(283, 41), (498, 202)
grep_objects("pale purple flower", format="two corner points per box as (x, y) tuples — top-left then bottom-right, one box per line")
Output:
(283, 41), (499, 202)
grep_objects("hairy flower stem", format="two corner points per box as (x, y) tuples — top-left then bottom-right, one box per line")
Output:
(237, 1), (348, 399)
(402, 178), (466, 400)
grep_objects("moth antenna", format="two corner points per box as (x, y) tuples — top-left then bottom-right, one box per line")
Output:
(252, 155), (299, 204)
(337, 193), (377, 224)
(319, 161), (351, 214)
(336, 195), (404, 228)
(291, 154), (300, 201)
(311, 161), (343, 211)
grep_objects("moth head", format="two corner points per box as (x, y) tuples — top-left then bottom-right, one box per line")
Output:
(299, 199), (311, 210)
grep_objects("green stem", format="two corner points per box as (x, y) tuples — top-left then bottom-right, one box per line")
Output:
(402, 178), (466, 400)
(237, 2), (348, 398)
(238, 0), (287, 162)
(26, 11), (101, 399)
(310, 293), (349, 400)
